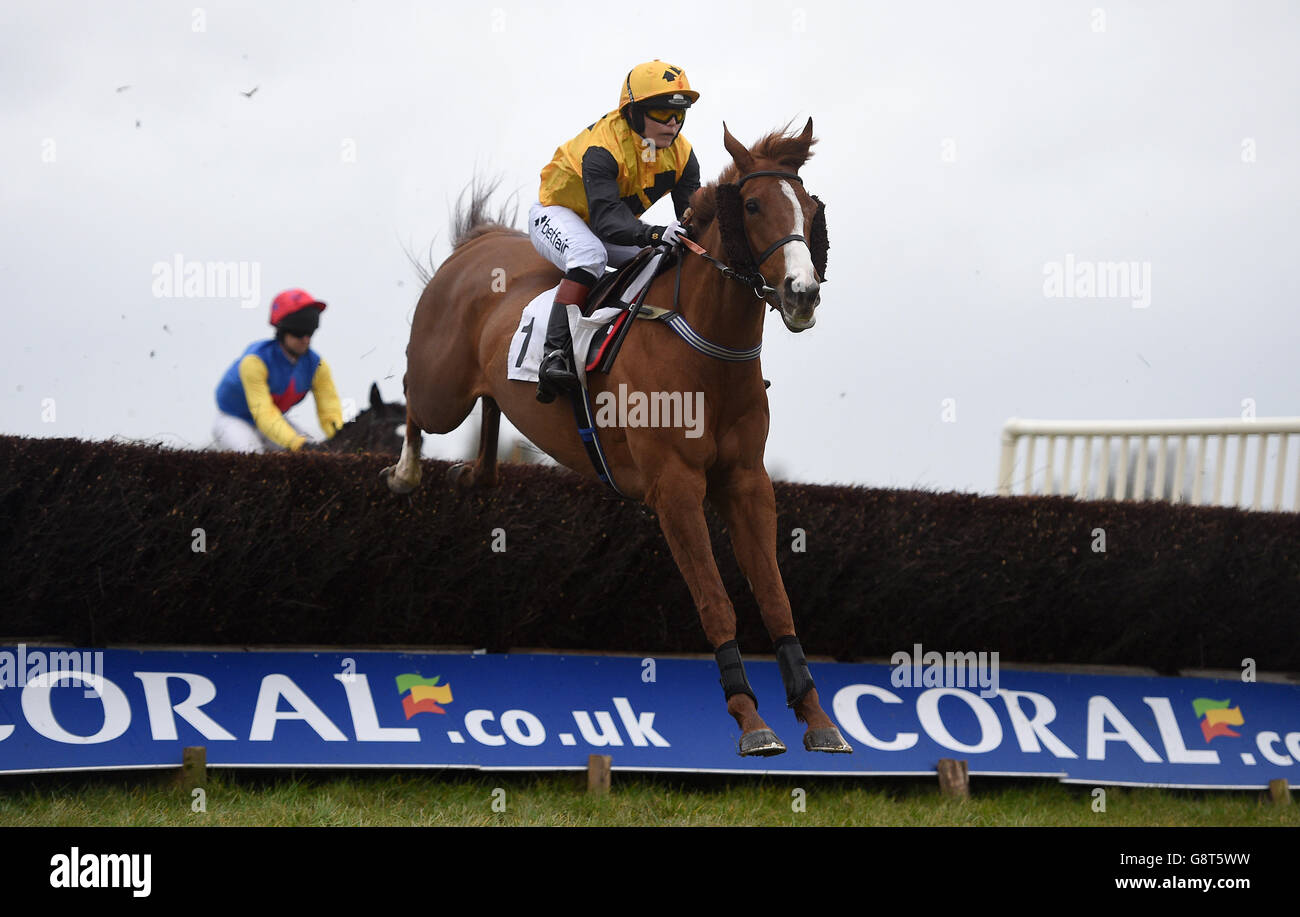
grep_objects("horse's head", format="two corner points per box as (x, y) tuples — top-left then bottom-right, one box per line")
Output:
(713, 118), (828, 333)
(323, 383), (408, 456)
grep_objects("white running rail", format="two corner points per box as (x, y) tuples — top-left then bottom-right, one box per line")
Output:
(997, 417), (1300, 511)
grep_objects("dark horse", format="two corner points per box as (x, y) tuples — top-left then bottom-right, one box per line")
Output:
(384, 120), (851, 756)
(321, 383), (409, 456)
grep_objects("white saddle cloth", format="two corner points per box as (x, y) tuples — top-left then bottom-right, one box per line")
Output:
(505, 253), (665, 389)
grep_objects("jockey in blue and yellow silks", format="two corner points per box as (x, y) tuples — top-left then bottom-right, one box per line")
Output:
(529, 60), (702, 403)
(212, 288), (344, 452)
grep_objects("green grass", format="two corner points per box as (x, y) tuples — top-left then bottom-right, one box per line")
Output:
(1, 770), (1296, 827)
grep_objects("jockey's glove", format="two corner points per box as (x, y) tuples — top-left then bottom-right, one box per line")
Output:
(638, 220), (692, 247)
(662, 220), (691, 245)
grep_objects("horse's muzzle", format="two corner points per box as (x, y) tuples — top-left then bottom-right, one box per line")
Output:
(779, 277), (820, 333)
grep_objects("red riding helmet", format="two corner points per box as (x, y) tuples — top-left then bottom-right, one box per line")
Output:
(269, 289), (327, 327)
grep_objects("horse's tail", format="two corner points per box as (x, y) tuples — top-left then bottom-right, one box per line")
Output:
(403, 176), (523, 288)
(451, 175), (523, 249)
(402, 233), (440, 288)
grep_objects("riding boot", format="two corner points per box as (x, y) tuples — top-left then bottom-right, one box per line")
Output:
(536, 273), (594, 403)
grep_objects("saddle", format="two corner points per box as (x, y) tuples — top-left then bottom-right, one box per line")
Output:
(581, 248), (676, 375)
(582, 246), (661, 318)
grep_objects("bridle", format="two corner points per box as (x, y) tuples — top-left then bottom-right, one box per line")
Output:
(737, 170), (813, 271)
(678, 169), (817, 302)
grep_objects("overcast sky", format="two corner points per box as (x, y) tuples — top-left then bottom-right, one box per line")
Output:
(2, 1), (1297, 498)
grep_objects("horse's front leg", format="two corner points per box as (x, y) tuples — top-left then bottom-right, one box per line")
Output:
(644, 462), (786, 756)
(712, 466), (852, 753)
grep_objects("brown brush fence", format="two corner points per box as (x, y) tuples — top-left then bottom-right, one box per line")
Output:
(1, 435), (1297, 672)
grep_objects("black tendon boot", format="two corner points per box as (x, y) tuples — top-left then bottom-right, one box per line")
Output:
(536, 272), (594, 403)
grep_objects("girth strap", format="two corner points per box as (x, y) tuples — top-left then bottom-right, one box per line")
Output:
(569, 386), (625, 498)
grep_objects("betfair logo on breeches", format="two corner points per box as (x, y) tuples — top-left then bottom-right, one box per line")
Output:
(535, 215), (568, 255)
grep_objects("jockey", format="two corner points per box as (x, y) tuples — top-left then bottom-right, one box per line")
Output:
(530, 60), (701, 403)
(212, 289), (344, 452)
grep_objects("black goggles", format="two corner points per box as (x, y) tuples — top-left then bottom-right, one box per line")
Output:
(278, 318), (319, 338)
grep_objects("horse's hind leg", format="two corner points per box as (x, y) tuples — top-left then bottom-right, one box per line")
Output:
(382, 406), (426, 494)
(447, 396), (501, 489)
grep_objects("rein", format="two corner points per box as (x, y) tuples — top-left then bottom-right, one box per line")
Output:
(678, 235), (774, 301)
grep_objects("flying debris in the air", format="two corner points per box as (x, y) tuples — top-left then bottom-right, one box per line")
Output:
(135, 120), (141, 128)
(241, 86), (259, 98)
(115, 85), (131, 93)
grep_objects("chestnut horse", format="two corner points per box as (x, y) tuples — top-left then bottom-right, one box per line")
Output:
(384, 119), (851, 756)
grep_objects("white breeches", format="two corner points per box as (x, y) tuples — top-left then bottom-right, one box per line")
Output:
(212, 411), (310, 453)
(527, 201), (641, 278)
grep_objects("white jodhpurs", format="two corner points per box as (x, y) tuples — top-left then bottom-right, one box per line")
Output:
(528, 202), (641, 277)
(212, 411), (311, 453)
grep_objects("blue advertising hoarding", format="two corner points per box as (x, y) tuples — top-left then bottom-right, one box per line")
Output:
(0, 645), (1296, 788)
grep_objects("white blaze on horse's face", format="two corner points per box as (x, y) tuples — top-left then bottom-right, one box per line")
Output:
(776, 180), (820, 333)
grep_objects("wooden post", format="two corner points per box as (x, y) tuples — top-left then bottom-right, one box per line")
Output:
(177, 746), (206, 792)
(937, 758), (969, 799)
(1268, 779), (1292, 805)
(587, 754), (612, 795)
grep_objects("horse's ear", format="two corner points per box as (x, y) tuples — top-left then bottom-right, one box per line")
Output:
(781, 117), (816, 170)
(370, 383), (383, 411)
(797, 117), (814, 166)
(722, 122), (755, 175)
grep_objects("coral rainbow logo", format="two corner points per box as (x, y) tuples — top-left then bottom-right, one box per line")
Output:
(396, 673), (453, 718)
(1193, 698), (1243, 742)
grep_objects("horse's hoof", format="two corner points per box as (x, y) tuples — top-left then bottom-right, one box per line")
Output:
(446, 462), (475, 488)
(738, 729), (787, 757)
(803, 726), (853, 754)
(381, 465), (418, 495)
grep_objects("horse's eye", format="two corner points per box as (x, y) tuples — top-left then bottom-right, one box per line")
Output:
(745, 199), (760, 214)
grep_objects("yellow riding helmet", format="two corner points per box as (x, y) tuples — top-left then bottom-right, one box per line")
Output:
(618, 60), (700, 113)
